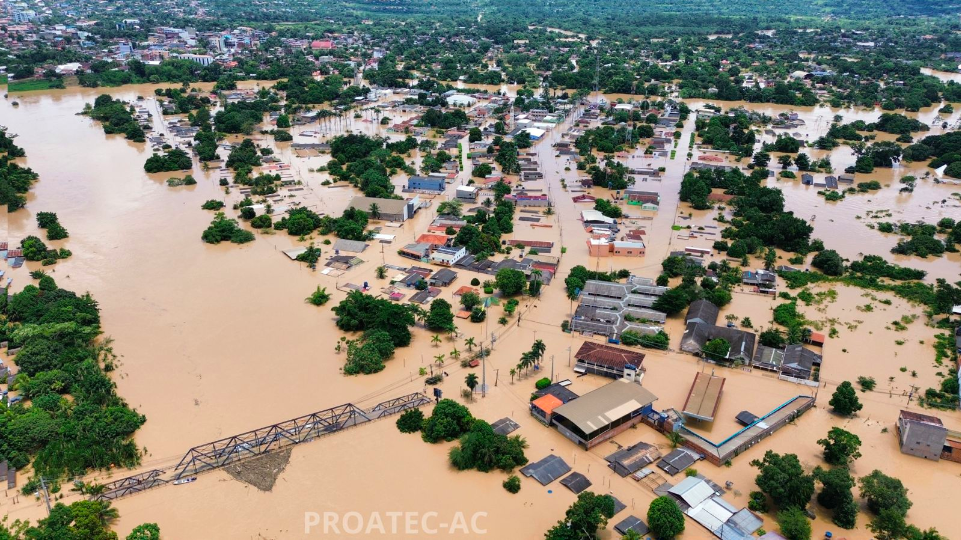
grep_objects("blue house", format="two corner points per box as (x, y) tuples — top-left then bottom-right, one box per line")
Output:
(407, 176), (445, 192)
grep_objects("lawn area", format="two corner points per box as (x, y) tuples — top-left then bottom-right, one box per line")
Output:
(0, 74), (7, 85)
(8, 78), (64, 92)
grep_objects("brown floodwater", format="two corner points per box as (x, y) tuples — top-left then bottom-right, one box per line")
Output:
(1, 83), (959, 539)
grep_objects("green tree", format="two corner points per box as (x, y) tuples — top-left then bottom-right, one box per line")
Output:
(396, 408), (424, 433)
(425, 299), (456, 332)
(647, 496), (685, 539)
(421, 399), (474, 443)
(126, 523), (162, 540)
(869, 508), (908, 540)
(829, 381), (863, 416)
(701, 338), (731, 360)
(818, 428), (862, 466)
(812, 249), (845, 276)
(777, 507), (812, 540)
(503, 475), (521, 494)
(495, 268), (527, 296)
(545, 492), (616, 540)
(651, 287), (691, 315)
(751, 451), (815, 510)
(859, 470), (912, 517)
(306, 286), (331, 306)
(465, 373), (479, 398)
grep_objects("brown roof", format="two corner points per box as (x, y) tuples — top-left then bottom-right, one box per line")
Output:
(682, 373), (726, 421)
(900, 410), (943, 426)
(575, 342), (645, 370)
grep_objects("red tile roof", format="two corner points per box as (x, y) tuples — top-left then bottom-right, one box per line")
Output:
(574, 342), (645, 370)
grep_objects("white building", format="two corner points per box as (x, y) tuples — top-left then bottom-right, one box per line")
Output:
(446, 94), (477, 107)
(456, 185), (480, 200)
(430, 246), (467, 266)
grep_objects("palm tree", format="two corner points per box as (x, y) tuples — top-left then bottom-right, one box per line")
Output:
(465, 373), (479, 400)
(531, 339), (546, 365)
(464, 337), (476, 351)
(434, 354), (445, 367)
(431, 334), (442, 347)
(368, 203), (381, 220)
(509, 368), (516, 384)
(666, 431), (685, 449)
(375, 265), (387, 279)
(410, 305), (427, 325)
(305, 286), (331, 306)
(450, 347), (461, 362)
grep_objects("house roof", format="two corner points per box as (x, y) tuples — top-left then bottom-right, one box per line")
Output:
(753, 345), (785, 368)
(574, 341), (645, 370)
(900, 410), (943, 426)
(551, 380), (657, 436)
(680, 322), (757, 361)
(333, 239), (368, 253)
(685, 299), (720, 326)
(430, 268), (458, 283)
(782, 344), (821, 374)
(669, 476), (716, 508)
(348, 196), (408, 215)
(416, 233), (450, 246)
(534, 383), (580, 404)
(532, 394), (564, 415)
(682, 372), (726, 421)
(658, 448), (698, 475)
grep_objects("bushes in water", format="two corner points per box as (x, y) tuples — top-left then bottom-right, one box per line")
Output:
(35, 212), (69, 241)
(396, 409), (424, 433)
(0, 283), (145, 480)
(201, 212), (254, 244)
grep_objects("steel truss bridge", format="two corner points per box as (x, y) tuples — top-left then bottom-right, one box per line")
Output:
(94, 392), (432, 502)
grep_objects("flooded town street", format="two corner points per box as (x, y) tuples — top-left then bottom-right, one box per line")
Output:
(1, 80), (960, 540)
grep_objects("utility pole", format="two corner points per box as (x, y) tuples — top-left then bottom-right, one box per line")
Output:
(550, 355), (555, 381)
(38, 476), (51, 515)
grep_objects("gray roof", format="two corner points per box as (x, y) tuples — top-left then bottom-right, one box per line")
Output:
(551, 380), (657, 435)
(429, 268), (458, 284)
(560, 472), (592, 494)
(658, 448), (699, 476)
(614, 516), (649, 536)
(490, 417), (520, 436)
(348, 196), (408, 215)
(333, 239), (368, 253)
(781, 344), (821, 377)
(520, 455), (571, 485)
(680, 321), (757, 361)
(685, 299), (720, 326)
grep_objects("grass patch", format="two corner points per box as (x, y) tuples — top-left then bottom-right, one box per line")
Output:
(8, 78), (63, 92)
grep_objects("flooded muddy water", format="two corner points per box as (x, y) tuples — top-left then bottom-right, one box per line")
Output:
(1, 83), (959, 539)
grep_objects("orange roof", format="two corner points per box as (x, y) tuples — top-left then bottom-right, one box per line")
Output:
(532, 394), (563, 415)
(453, 286), (479, 296)
(416, 233), (450, 246)
(809, 332), (826, 343)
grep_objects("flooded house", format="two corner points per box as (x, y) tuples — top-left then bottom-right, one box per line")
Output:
(680, 300), (757, 362)
(898, 410), (947, 461)
(572, 341), (646, 379)
(549, 380), (658, 449)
